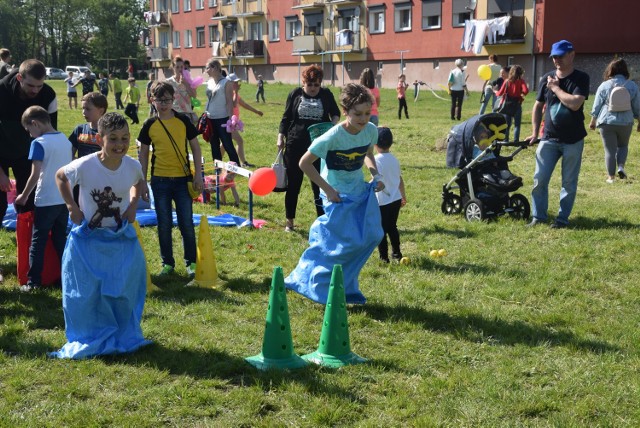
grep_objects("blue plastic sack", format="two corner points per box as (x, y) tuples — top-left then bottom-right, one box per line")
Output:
(49, 221), (152, 359)
(285, 183), (383, 304)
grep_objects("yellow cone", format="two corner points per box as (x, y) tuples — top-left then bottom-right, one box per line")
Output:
(192, 215), (218, 288)
(132, 220), (160, 293)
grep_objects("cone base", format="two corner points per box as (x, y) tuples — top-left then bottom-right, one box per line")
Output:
(186, 279), (218, 288)
(147, 282), (161, 293)
(302, 350), (367, 368)
(245, 353), (309, 370)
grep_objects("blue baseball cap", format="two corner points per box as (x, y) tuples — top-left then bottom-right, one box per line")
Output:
(550, 40), (574, 57)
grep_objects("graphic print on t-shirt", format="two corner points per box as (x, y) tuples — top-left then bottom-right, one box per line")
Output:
(326, 144), (369, 172)
(88, 186), (123, 229)
(297, 96), (324, 121)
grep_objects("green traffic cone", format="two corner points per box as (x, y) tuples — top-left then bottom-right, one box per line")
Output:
(302, 265), (367, 368)
(245, 266), (308, 370)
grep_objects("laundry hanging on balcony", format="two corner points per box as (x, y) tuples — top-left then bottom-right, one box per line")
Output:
(461, 16), (511, 54)
(335, 29), (353, 47)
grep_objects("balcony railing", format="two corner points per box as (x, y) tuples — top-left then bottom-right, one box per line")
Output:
(147, 47), (170, 61)
(145, 11), (169, 27)
(486, 16), (526, 45)
(235, 40), (264, 58)
(293, 35), (326, 54)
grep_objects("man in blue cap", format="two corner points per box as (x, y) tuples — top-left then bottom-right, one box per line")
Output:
(525, 40), (590, 229)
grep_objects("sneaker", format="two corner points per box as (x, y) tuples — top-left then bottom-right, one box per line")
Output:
(186, 263), (197, 278)
(159, 265), (174, 276)
(20, 282), (41, 292)
(618, 170), (627, 179)
(606, 178), (615, 184)
(550, 221), (568, 229)
(526, 218), (544, 227)
(241, 161), (255, 168)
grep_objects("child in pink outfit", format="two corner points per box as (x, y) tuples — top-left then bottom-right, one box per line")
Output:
(396, 74), (409, 119)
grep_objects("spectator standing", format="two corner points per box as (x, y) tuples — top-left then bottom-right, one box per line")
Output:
(256, 74), (265, 103)
(448, 59), (469, 121)
(479, 54), (502, 114)
(98, 73), (113, 98)
(360, 68), (380, 125)
(64, 71), (78, 109)
(396, 74), (409, 119)
(166, 56), (197, 124)
(495, 64), (529, 142)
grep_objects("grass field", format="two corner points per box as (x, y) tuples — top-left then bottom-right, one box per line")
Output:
(1, 79), (640, 426)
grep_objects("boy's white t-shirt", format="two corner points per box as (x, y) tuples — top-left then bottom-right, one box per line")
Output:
(63, 153), (143, 229)
(28, 131), (72, 207)
(309, 122), (377, 195)
(374, 152), (402, 206)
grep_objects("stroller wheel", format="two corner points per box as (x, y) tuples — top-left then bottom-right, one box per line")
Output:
(441, 194), (462, 215)
(464, 199), (485, 222)
(508, 194), (530, 220)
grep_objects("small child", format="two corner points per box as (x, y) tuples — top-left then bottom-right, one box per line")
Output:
(226, 73), (263, 167)
(69, 92), (108, 158)
(15, 106), (72, 291)
(397, 74), (409, 119)
(111, 73), (124, 110)
(123, 77), (141, 124)
(255, 74), (265, 103)
(51, 112), (151, 359)
(216, 161), (240, 207)
(146, 73), (156, 117)
(374, 127), (406, 263)
(73, 69), (99, 97)
(64, 71), (77, 109)
(472, 123), (517, 185)
(137, 81), (203, 278)
(98, 72), (112, 98)
(285, 83), (385, 305)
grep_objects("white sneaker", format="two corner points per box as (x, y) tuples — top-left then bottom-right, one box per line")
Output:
(186, 263), (196, 278)
(606, 178), (615, 184)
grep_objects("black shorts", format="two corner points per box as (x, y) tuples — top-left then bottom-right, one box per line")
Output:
(68, 92), (77, 98)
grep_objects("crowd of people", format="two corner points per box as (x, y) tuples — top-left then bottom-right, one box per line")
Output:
(0, 38), (638, 358)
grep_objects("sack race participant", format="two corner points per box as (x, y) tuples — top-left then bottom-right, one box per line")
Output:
(285, 84), (384, 305)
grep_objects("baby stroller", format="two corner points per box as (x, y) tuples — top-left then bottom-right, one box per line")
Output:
(442, 113), (531, 222)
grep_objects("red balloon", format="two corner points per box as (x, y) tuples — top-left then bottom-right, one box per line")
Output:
(248, 167), (277, 196)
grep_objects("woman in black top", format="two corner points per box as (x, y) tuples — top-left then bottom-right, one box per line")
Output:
(277, 65), (340, 232)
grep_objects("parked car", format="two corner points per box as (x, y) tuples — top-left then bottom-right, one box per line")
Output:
(65, 65), (96, 79)
(45, 67), (67, 80)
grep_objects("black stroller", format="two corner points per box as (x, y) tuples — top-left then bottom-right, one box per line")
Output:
(442, 113), (531, 222)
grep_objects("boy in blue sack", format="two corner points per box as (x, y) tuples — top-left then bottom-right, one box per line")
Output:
(15, 106), (72, 291)
(285, 83), (384, 305)
(51, 112), (151, 359)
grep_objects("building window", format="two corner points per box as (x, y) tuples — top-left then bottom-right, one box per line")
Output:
(209, 24), (220, 45)
(196, 0), (204, 10)
(452, 0), (472, 27)
(196, 27), (205, 47)
(183, 0), (191, 12)
(170, 0), (179, 13)
(337, 8), (355, 31)
(368, 7), (385, 34)
(304, 12), (323, 36)
(422, 0), (441, 30)
(488, 0), (525, 18)
(285, 17), (299, 41)
(269, 20), (280, 42)
(157, 0), (168, 11)
(248, 21), (262, 41)
(159, 31), (169, 48)
(208, 0), (217, 6)
(224, 23), (237, 43)
(172, 31), (180, 48)
(394, 3), (412, 32)
(185, 29), (193, 48)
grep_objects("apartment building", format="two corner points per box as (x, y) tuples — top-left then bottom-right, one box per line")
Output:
(146, 0), (640, 91)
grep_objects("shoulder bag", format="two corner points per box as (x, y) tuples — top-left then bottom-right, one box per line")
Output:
(493, 82), (520, 117)
(272, 149), (287, 192)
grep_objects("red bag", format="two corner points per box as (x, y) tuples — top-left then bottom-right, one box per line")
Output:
(197, 113), (212, 141)
(16, 211), (62, 286)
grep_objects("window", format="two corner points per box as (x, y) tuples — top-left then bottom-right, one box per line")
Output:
(269, 20), (280, 42)
(248, 22), (262, 41)
(208, 0), (217, 6)
(170, 0), (178, 13)
(488, 0), (525, 18)
(223, 22), (237, 43)
(209, 24), (220, 45)
(337, 8), (355, 31)
(452, 0), (472, 27)
(185, 29), (193, 48)
(368, 7), (385, 34)
(183, 0), (191, 12)
(159, 31), (170, 48)
(422, 0), (441, 30)
(285, 17), (299, 41)
(172, 31), (180, 48)
(196, 27), (205, 47)
(304, 12), (323, 36)
(196, 0), (204, 10)
(157, 0), (168, 11)
(394, 3), (412, 32)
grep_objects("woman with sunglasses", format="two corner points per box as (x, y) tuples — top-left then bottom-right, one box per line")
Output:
(277, 64), (340, 232)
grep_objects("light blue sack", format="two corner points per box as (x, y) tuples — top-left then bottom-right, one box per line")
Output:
(285, 183), (383, 304)
(49, 221), (151, 359)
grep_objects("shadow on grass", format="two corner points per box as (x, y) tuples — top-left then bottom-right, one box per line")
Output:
(148, 277), (243, 305)
(399, 256), (495, 276)
(402, 224), (477, 239)
(352, 302), (619, 354)
(566, 216), (638, 231)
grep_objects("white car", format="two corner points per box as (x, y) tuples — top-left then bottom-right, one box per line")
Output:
(45, 67), (67, 80)
(65, 65), (96, 79)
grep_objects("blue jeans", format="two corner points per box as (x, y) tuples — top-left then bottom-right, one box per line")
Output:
(479, 86), (496, 115)
(531, 139), (584, 225)
(150, 176), (196, 267)
(29, 204), (68, 285)
(504, 104), (523, 142)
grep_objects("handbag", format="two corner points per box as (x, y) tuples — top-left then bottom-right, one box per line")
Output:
(493, 82), (520, 117)
(272, 149), (287, 192)
(197, 112), (212, 141)
(157, 119), (201, 199)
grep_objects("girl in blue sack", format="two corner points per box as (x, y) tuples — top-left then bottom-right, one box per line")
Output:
(51, 112), (151, 359)
(285, 83), (385, 305)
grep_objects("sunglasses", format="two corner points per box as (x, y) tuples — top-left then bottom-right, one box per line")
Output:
(305, 82), (321, 87)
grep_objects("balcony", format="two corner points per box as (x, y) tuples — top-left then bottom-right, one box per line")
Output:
(486, 16), (526, 45)
(235, 40), (264, 58)
(293, 34), (326, 54)
(147, 47), (170, 61)
(292, 0), (324, 10)
(145, 11), (169, 27)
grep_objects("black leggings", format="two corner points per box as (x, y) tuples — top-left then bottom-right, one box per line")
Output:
(378, 199), (402, 260)
(283, 147), (324, 219)
(450, 90), (465, 120)
(398, 97), (408, 119)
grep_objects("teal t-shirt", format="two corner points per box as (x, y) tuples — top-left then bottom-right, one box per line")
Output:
(309, 122), (377, 195)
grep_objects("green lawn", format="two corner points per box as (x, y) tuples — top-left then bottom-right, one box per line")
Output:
(1, 80), (639, 426)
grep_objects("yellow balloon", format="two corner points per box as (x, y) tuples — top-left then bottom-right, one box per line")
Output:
(477, 64), (492, 81)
